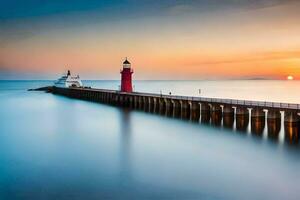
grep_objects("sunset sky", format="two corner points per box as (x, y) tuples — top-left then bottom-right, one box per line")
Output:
(1, 0), (300, 80)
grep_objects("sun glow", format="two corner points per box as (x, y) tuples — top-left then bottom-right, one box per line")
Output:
(287, 75), (294, 80)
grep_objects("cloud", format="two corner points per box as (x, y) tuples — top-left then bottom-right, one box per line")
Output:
(165, 0), (297, 14)
(167, 4), (196, 15)
(182, 50), (300, 66)
(238, 0), (298, 10)
(0, 28), (36, 47)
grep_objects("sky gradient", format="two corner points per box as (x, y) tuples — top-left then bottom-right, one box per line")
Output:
(1, 0), (300, 80)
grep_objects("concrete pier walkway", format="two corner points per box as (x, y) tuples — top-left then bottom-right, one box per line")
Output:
(35, 86), (300, 144)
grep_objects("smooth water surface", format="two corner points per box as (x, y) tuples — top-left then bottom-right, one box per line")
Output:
(0, 80), (300, 200)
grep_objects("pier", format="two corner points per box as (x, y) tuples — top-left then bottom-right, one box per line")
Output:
(44, 86), (300, 143)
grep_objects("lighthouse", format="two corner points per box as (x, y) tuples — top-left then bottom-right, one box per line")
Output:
(120, 58), (133, 92)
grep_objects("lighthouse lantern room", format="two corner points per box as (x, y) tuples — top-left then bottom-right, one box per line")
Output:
(120, 58), (133, 92)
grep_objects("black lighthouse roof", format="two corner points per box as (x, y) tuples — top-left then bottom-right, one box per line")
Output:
(123, 58), (131, 65)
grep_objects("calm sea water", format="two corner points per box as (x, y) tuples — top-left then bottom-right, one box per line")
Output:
(0, 80), (300, 200)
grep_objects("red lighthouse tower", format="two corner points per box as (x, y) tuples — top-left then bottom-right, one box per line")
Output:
(120, 58), (133, 92)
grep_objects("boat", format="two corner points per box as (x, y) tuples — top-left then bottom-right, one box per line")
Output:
(54, 70), (83, 88)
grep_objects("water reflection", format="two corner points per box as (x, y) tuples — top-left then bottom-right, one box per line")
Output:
(285, 122), (299, 145)
(267, 119), (281, 139)
(211, 111), (222, 126)
(223, 115), (234, 129)
(236, 115), (249, 132)
(223, 106), (234, 129)
(119, 108), (133, 187)
(124, 98), (300, 146)
(148, 103), (300, 145)
(251, 117), (265, 135)
(200, 113), (210, 123)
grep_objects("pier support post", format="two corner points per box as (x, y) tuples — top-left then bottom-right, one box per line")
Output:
(159, 98), (166, 115)
(108, 93), (113, 104)
(120, 95), (125, 107)
(148, 97), (155, 113)
(236, 107), (249, 131)
(110, 93), (115, 105)
(68, 89), (74, 98)
(97, 92), (101, 102)
(211, 104), (222, 126)
(90, 91), (94, 101)
(138, 96), (144, 110)
(121, 95), (126, 107)
(135, 96), (141, 109)
(190, 101), (200, 121)
(103, 92), (108, 103)
(77, 90), (82, 100)
(284, 111), (299, 144)
(172, 99), (181, 118)
(119, 95), (125, 107)
(81, 90), (86, 100)
(115, 94), (120, 106)
(134, 96), (139, 109)
(124, 95), (130, 107)
(84, 90), (89, 100)
(223, 105), (234, 128)
(93, 91), (97, 102)
(153, 98), (159, 113)
(143, 96), (149, 111)
(94, 92), (99, 102)
(99, 92), (106, 103)
(201, 103), (211, 123)
(129, 95), (134, 108)
(144, 97), (150, 112)
(165, 99), (173, 117)
(113, 94), (117, 105)
(98, 92), (103, 103)
(80, 90), (84, 100)
(117, 94), (122, 106)
(108, 93), (112, 104)
(251, 108), (265, 135)
(267, 110), (281, 138)
(181, 100), (190, 119)
(107, 93), (112, 104)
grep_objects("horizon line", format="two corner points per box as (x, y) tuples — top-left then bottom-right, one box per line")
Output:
(0, 78), (292, 81)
